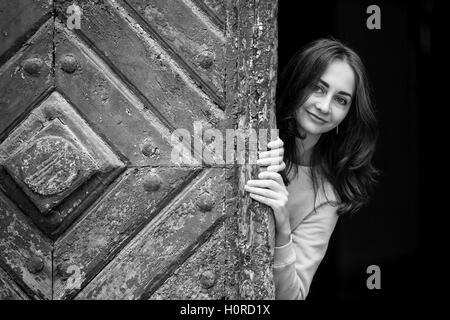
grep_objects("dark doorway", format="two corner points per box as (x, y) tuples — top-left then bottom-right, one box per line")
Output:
(277, 0), (431, 300)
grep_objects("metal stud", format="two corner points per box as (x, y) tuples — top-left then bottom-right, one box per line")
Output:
(143, 172), (162, 192)
(60, 54), (78, 73)
(56, 261), (71, 279)
(26, 255), (44, 274)
(197, 51), (214, 69)
(23, 57), (43, 76)
(196, 193), (215, 212)
(199, 270), (216, 289)
(141, 141), (160, 158)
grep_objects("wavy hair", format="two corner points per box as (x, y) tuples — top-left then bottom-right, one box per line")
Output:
(276, 38), (380, 216)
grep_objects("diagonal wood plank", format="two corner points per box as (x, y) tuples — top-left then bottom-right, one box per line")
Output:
(0, 0), (53, 63)
(0, 190), (52, 300)
(54, 21), (178, 167)
(53, 167), (201, 300)
(199, 0), (225, 23)
(55, 0), (225, 132)
(125, 0), (225, 103)
(0, 19), (54, 142)
(75, 168), (231, 300)
(0, 266), (30, 300)
(148, 221), (237, 300)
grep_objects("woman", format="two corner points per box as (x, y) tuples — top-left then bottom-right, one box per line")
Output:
(244, 38), (380, 299)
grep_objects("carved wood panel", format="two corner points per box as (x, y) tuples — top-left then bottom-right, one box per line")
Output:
(0, 0), (277, 300)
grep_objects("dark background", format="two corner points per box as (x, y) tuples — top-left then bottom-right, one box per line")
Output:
(277, 0), (434, 300)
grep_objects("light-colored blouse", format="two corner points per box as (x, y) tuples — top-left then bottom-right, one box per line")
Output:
(273, 165), (340, 300)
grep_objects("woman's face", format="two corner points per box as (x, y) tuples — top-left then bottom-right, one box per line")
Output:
(296, 59), (355, 135)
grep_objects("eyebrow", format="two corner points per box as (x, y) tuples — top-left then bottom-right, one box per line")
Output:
(319, 79), (353, 99)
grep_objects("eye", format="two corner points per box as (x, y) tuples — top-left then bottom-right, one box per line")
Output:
(335, 96), (348, 106)
(313, 84), (326, 95)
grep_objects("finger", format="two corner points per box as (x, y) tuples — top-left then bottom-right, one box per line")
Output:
(258, 148), (284, 159)
(244, 185), (279, 200)
(256, 156), (283, 166)
(246, 179), (280, 190)
(248, 193), (275, 208)
(258, 170), (284, 186)
(267, 161), (286, 172)
(268, 137), (284, 149)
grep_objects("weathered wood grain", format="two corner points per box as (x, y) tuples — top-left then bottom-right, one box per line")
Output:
(201, 0), (225, 19)
(53, 167), (201, 300)
(148, 222), (232, 300)
(55, 0), (225, 132)
(54, 21), (178, 167)
(0, 266), (29, 300)
(126, 0), (225, 103)
(0, 91), (126, 239)
(0, 191), (52, 300)
(0, 0), (279, 300)
(224, 0), (278, 299)
(75, 168), (229, 300)
(0, 0), (53, 61)
(0, 19), (53, 142)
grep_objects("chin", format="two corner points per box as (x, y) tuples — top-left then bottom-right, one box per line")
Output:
(299, 119), (328, 135)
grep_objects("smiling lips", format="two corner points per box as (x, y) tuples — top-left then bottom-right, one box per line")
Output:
(307, 110), (327, 123)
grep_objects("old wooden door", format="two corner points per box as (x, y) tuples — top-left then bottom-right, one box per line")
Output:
(0, 0), (277, 300)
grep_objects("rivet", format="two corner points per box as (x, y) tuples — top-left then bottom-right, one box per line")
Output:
(60, 54), (78, 73)
(196, 193), (215, 212)
(199, 270), (216, 289)
(26, 255), (44, 274)
(23, 57), (43, 76)
(141, 142), (160, 158)
(57, 262), (71, 279)
(197, 51), (214, 69)
(143, 173), (162, 192)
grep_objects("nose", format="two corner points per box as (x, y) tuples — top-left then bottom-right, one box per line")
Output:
(316, 95), (332, 114)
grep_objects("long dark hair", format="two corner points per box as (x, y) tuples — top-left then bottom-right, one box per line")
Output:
(277, 38), (380, 216)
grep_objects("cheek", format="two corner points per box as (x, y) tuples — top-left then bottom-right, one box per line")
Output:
(331, 106), (350, 124)
(301, 95), (315, 109)
(295, 96), (315, 118)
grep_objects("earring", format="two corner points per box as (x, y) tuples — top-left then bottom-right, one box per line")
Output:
(336, 125), (339, 135)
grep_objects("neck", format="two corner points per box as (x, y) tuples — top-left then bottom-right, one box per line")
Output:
(295, 129), (321, 166)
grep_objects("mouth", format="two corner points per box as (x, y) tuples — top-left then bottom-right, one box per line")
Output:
(306, 110), (327, 123)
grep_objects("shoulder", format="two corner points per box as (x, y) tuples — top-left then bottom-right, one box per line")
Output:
(315, 178), (340, 209)
(287, 166), (340, 230)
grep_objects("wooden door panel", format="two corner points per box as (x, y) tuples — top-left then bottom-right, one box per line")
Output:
(75, 168), (230, 299)
(125, 0), (226, 104)
(0, 0), (277, 300)
(54, 22), (176, 167)
(148, 221), (237, 300)
(1, 91), (126, 239)
(195, 0), (225, 24)
(53, 166), (200, 300)
(55, 0), (225, 132)
(0, 267), (29, 300)
(0, 191), (52, 300)
(0, 20), (54, 142)
(0, 0), (53, 60)
(0, 4), (55, 300)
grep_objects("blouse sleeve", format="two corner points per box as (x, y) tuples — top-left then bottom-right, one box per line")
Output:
(273, 202), (339, 300)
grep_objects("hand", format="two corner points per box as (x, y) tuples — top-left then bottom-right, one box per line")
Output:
(255, 137), (286, 172)
(244, 137), (290, 231)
